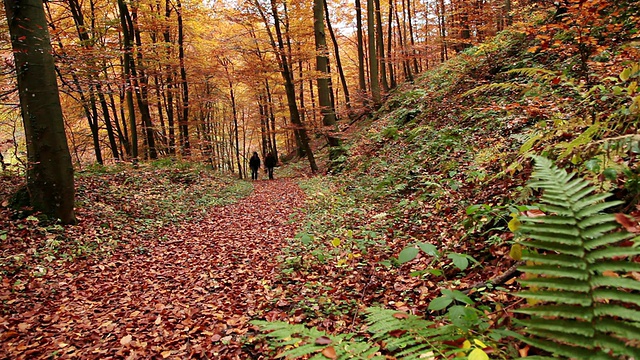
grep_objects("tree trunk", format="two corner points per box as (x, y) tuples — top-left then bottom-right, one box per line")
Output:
(437, 0), (448, 62)
(398, 0), (413, 81)
(4, 0), (76, 223)
(373, 0), (389, 92)
(265, 80), (279, 161)
(387, 0), (397, 88)
(176, 0), (190, 156)
(130, 5), (157, 160)
(367, 0), (381, 105)
(323, 0), (351, 110)
(230, 86), (242, 179)
(164, 0), (176, 155)
(118, 0), (138, 160)
(354, 0), (367, 105)
(68, 0), (119, 161)
(314, 0), (342, 161)
(260, 0), (317, 172)
(407, 0), (419, 74)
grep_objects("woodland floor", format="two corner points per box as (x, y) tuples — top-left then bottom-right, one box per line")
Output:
(1, 178), (306, 359)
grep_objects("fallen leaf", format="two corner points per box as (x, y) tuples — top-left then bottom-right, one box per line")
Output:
(120, 335), (132, 346)
(615, 213), (639, 233)
(392, 312), (409, 319)
(17, 322), (30, 332)
(315, 336), (332, 345)
(418, 351), (435, 359)
(509, 243), (522, 260)
(468, 348), (489, 360)
(321, 346), (337, 359)
(161, 350), (172, 358)
(388, 329), (407, 338)
(525, 209), (545, 217)
(519, 344), (530, 357)
(155, 315), (162, 325)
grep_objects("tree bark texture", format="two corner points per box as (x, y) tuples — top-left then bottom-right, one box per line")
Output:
(314, 0), (342, 153)
(4, 0), (76, 224)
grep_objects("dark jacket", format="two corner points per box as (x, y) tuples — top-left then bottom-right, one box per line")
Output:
(249, 154), (261, 170)
(265, 153), (277, 168)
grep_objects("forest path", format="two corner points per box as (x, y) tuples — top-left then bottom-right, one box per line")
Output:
(2, 178), (306, 359)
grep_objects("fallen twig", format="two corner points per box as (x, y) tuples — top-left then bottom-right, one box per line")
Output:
(461, 260), (524, 294)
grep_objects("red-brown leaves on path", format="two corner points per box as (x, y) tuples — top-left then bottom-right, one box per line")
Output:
(1, 179), (305, 359)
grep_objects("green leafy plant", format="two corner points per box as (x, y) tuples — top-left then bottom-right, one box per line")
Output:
(254, 307), (493, 360)
(397, 242), (479, 273)
(512, 156), (640, 359)
(252, 320), (383, 359)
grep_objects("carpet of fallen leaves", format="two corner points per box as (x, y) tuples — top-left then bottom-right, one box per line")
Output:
(1, 177), (306, 359)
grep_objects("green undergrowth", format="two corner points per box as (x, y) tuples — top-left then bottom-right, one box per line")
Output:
(76, 161), (253, 229)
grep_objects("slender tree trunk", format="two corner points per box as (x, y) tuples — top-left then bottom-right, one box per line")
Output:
(258, 95), (268, 157)
(308, 63), (318, 128)
(67, 0), (119, 161)
(298, 47), (307, 131)
(265, 80), (279, 161)
(323, 0), (351, 110)
(118, 0), (138, 160)
(373, 0), (389, 92)
(407, 0), (419, 73)
(230, 85), (242, 179)
(437, 0), (448, 62)
(164, 0), (176, 155)
(260, 0), (316, 172)
(107, 79), (130, 157)
(367, 0), (381, 105)
(314, 0), (342, 160)
(387, 0), (397, 88)
(4, 0), (76, 223)
(176, 0), (190, 156)
(354, 0), (367, 105)
(130, 5), (157, 160)
(398, 0), (413, 81)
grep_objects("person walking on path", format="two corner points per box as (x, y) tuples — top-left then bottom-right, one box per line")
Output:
(249, 152), (261, 180)
(265, 152), (277, 180)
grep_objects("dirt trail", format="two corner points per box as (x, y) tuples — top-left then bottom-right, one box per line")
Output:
(1, 179), (306, 359)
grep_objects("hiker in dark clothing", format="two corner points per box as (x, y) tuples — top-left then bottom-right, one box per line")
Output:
(249, 152), (261, 180)
(265, 152), (277, 180)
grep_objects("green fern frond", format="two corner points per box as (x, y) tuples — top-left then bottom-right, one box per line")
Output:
(515, 156), (640, 359)
(364, 307), (462, 359)
(518, 265), (589, 279)
(505, 67), (558, 78)
(559, 122), (603, 159)
(517, 290), (592, 305)
(521, 253), (586, 268)
(462, 82), (526, 97)
(251, 320), (383, 359)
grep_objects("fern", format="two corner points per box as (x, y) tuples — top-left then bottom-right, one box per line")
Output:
(462, 82), (526, 97)
(365, 307), (463, 359)
(253, 308), (468, 359)
(505, 67), (558, 80)
(251, 320), (383, 359)
(514, 156), (640, 359)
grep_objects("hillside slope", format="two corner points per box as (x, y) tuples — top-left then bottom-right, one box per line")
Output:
(271, 4), (640, 358)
